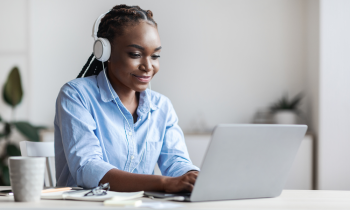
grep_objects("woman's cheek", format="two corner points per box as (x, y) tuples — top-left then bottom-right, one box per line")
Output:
(153, 64), (160, 74)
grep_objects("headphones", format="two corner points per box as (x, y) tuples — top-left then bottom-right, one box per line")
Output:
(92, 12), (111, 62)
(92, 11), (152, 173)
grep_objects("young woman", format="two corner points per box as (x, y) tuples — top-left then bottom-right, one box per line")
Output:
(54, 4), (199, 192)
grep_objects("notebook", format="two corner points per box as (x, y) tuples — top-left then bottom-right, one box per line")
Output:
(41, 190), (144, 202)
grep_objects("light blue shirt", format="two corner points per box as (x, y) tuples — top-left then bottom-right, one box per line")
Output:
(54, 70), (199, 188)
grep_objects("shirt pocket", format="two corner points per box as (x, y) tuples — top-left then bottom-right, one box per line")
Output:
(147, 129), (163, 142)
(146, 130), (162, 168)
(144, 129), (163, 174)
(144, 140), (162, 174)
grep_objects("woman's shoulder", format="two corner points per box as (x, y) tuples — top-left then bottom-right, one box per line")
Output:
(57, 76), (100, 106)
(59, 75), (98, 94)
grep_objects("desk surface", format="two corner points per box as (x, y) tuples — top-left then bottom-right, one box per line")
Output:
(1, 186), (350, 209)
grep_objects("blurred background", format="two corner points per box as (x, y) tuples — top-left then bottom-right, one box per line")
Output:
(0, 0), (349, 190)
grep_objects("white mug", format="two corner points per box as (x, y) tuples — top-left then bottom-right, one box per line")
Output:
(9, 157), (46, 202)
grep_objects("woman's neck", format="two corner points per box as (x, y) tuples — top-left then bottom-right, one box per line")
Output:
(114, 84), (136, 105)
(106, 69), (139, 117)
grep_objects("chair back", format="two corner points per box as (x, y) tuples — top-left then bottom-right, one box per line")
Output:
(19, 141), (55, 187)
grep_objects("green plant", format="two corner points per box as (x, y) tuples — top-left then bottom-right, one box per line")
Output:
(270, 93), (303, 112)
(0, 66), (45, 186)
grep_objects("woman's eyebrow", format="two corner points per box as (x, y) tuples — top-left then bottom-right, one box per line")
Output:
(127, 44), (162, 51)
(128, 44), (144, 50)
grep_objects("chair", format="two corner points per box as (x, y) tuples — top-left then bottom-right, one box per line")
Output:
(19, 141), (55, 187)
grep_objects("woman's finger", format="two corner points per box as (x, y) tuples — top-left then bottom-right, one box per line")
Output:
(188, 175), (196, 185)
(185, 182), (194, 192)
(185, 172), (198, 185)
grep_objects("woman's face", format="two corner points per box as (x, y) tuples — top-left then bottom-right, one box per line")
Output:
(108, 21), (161, 92)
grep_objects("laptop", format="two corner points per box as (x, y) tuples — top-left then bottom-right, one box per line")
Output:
(145, 124), (307, 202)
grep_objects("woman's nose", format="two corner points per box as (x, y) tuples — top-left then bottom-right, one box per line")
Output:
(139, 58), (153, 72)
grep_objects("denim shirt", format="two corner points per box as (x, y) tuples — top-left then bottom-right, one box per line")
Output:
(54, 70), (199, 188)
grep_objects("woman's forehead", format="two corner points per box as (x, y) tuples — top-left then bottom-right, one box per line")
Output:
(115, 21), (161, 49)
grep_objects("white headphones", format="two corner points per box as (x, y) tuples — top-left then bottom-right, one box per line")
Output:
(92, 11), (152, 173)
(92, 12), (111, 62)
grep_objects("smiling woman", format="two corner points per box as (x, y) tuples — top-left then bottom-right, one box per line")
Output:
(54, 4), (199, 192)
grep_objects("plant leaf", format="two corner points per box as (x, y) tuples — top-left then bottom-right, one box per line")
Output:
(289, 93), (303, 109)
(3, 122), (11, 137)
(35, 126), (47, 130)
(2, 66), (23, 108)
(1, 165), (10, 186)
(270, 93), (303, 111)
(6, 143), (21, 156)
(0, 164), (11, 186)
(0, 161), (10, 186)
(0, 121), (8, 138)
(13, 122), (40, 142)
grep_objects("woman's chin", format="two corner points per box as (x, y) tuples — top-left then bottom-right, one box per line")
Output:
(133, 84), (149, 92)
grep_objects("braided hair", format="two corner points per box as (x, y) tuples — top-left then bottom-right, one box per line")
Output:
(77, 4), (157, 78)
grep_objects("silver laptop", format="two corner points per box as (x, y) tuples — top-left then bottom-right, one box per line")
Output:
(145, 124), (307, 202)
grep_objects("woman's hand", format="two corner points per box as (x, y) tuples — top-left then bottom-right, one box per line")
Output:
(163, 171), (199, 193)
(100, 169), (199, 193)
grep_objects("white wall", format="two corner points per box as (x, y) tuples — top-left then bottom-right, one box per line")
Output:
(26, 0), (308, 133)
(0, 0), (30, 122)
(317, 0), (350, 190)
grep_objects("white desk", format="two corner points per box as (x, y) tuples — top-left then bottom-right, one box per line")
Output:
(1, 186), (350, 209)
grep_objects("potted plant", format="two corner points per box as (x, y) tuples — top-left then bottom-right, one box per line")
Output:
(0, 66), (45, 186)
(270, 93), (303, 124)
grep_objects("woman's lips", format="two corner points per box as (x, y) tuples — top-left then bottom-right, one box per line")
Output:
(132, 74), (151, 83)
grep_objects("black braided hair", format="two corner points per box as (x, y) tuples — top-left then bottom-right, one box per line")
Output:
(77, 4), (157, 78)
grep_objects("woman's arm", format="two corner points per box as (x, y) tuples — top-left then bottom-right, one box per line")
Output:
(157, 98), (200, 177)
(55, 83), (117, 188)
(100, 169), (198, 192)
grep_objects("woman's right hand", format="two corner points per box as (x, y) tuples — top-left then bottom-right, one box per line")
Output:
(163, 171), (198, 193)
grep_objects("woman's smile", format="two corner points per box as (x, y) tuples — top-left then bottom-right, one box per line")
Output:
(131, 73), (152, 83)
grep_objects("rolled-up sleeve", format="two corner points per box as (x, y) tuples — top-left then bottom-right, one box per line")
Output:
(157, 99), (200, 177)
(55, 83), (116, 188)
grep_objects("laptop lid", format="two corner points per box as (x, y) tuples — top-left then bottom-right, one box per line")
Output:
(190, 124), (307, 202)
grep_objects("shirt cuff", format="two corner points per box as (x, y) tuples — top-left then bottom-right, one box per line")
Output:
(79, 160), (117, 189)
(169, 163), (200, 177)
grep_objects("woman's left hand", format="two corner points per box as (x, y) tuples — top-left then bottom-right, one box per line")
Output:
(162, 170), (199, 193)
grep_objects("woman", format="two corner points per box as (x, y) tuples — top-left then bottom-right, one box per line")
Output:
(54, 4), (199, 192)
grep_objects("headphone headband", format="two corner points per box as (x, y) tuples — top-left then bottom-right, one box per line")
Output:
(92, 11), (111, 62)
(92, 11), (110, 40)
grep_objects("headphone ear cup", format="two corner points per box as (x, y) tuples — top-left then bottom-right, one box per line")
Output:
(93, 38), (111, 62)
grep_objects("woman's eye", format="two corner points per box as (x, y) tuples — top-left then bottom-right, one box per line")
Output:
(152, 55), (161, 59)
(129, 53), (141, 58)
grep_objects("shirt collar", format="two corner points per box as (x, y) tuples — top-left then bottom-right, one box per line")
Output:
(97, 70), (158, 113)
(97, 70), (115, 103)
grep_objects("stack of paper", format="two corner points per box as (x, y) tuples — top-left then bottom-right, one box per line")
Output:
(41, 190), (144, 202)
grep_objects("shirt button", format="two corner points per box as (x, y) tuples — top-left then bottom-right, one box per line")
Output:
(128, 132), (132, 136)
(131, 155), (134, 160)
